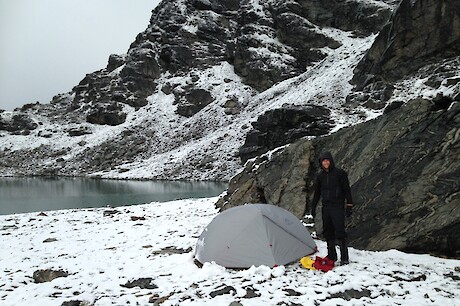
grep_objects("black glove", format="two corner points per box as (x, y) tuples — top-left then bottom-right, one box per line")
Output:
(345, 205), (353, 218)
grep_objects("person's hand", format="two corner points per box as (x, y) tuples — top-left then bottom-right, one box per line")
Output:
(345, 205), (353, 218)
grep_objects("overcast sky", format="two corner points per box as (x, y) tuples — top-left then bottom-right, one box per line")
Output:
(0, 0), (161, 111)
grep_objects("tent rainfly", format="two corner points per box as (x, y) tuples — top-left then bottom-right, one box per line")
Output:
(194, 203), (317, 268)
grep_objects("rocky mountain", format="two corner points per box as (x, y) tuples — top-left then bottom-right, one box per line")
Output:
(0, 0), (459, 256)
(0, 0), (397, 180)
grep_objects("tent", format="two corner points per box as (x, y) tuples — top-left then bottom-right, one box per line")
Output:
(194, 203), (317, 268)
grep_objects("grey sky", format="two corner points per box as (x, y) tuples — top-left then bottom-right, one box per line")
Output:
(0, 0), (161, 111)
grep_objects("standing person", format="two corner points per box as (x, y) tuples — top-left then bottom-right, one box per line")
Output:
(309, 151), (353, 265)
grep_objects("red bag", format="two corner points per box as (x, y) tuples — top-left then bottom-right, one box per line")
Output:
(312, 256), (335, 272)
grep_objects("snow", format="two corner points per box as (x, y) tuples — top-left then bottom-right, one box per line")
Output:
(1, 197), (459, 305)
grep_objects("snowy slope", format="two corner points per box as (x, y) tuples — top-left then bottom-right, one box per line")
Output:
(1, 197), (459, 305)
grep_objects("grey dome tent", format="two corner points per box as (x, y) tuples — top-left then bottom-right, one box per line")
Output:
(194, 203), (317, 268)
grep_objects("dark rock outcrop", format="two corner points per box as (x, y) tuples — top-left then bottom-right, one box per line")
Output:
(210, 285), (236, 298)
(238, 105), (333, 163)
(217, 97), (460, 257)
(336, 99), (459, 257)
(86, 103), (127, 126)
(0, 114), (37, 135)
(296, 0), (393, 36)
(348, 0), (460, 113)
(61, 301), (87, 306)
(352, 0), (460, 89)
(176, 88), (214, 117)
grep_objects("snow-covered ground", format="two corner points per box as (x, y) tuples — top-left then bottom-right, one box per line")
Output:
(1, 197), (459, 306)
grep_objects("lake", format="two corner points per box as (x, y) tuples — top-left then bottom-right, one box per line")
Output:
(0, 177), (227, 215)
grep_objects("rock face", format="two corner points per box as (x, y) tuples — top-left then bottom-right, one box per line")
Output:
(63, 0), (394, 122)
(231, 0), (392, 91)
(295, 0), (394, 35)
(218, 97), (460, 257)
(352, 0), (460, 89)
(338, 99), (459, 256)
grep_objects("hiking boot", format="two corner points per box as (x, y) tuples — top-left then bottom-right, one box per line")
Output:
(339, 238), (349, 264)
(326, 240), (337, 261)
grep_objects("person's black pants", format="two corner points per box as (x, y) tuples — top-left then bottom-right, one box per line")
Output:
(322, 205), (346, 240)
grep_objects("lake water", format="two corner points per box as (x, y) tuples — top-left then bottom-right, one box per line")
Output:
(0, 177), (227, 215)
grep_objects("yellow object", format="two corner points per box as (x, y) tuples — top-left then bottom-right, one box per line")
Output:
(300, 256), (316, 270)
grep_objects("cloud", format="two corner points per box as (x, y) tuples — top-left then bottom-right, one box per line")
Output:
(0, 0), (160, 110)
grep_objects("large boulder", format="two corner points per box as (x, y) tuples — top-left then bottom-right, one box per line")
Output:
(331, 98), (459, 257)
(238, 105), (333, 163)
(218, 141), (314, 218)
(218, 97), (460, 257)
(176, 88), (214, 117)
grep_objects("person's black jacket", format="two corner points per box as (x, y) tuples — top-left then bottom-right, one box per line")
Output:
(310, 152), (353, 212)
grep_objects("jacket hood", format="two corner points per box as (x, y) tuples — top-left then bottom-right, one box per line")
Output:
(319, 151), (335, 169)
